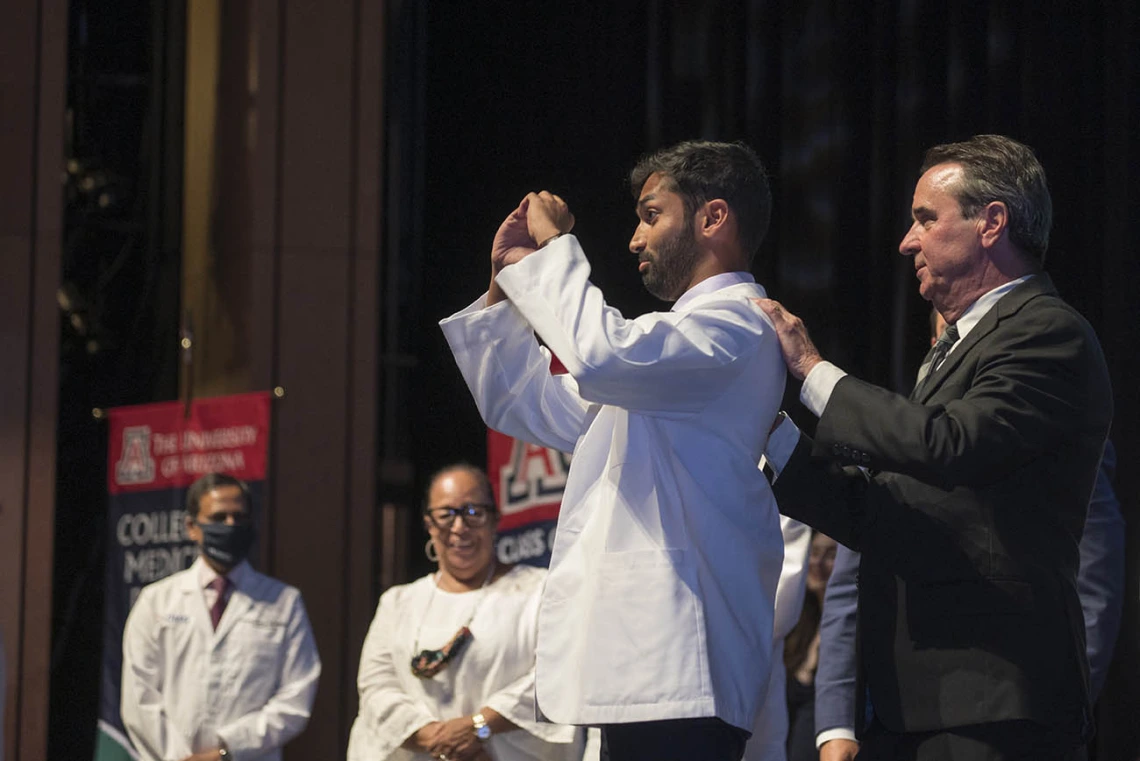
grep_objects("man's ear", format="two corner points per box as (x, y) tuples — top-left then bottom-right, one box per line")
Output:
(697, 199), (730, 239)
(185, 512), (201, 542)
(978, 201), (1008, 248)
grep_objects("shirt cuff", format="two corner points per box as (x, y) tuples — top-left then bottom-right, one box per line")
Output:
(761, 413), (801, 480)
(816, 727), (858, 749)
(800, 361), (847, 418)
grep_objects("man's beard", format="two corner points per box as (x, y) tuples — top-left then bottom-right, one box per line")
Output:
(640, 222), (700, 302)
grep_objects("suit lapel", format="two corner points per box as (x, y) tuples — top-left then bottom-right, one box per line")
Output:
(915, 274), (1056, 404)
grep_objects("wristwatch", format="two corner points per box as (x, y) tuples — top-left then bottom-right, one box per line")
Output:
(472, 712), (492, 741)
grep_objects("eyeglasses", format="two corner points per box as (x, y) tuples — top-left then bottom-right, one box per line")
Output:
(426, 503), (495, 529)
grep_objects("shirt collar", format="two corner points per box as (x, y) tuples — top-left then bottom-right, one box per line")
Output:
(671, 271), (756, 312)
(195, 554), (251, 590)
(952, 275), (1034, 342)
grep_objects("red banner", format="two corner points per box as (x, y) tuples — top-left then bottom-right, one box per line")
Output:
(487, 355), (570, 566)
(107, 391), (271, 494)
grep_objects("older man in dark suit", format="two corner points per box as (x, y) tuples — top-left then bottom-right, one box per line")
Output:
(756, 135), (1113, 761)
(811, 313), (1126, 761)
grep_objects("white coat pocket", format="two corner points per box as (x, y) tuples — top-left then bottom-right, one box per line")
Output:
(586, 549), (707, 708)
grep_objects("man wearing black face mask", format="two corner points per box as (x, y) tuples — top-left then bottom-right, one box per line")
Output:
(121, 473), (321, 761)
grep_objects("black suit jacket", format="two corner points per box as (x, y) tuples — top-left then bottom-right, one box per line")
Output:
(775, 275), (1113, 740)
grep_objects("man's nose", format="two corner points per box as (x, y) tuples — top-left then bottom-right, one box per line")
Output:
(629, 228), (646, 254)
(899, 225), (919, 256)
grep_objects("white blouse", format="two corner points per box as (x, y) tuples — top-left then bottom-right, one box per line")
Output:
(346, 565), (582, 761)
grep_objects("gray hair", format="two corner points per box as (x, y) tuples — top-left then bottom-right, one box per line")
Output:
(921, 134), (1052, 264)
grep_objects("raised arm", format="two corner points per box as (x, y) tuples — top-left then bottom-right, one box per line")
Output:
(496, 235), (774, 416)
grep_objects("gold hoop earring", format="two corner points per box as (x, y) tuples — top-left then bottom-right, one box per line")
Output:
(425, 539), (439, 563)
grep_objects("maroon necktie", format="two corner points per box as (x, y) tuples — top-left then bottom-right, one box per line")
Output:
(209, 576), (231, 630)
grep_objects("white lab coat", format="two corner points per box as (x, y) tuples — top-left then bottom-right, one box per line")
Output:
(744, 517), (812, 761)
(441, 235), (787, 731)
(121, 557), (321, 761)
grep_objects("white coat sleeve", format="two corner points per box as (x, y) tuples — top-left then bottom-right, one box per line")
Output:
(216, 592), (321, 759)
(354, 589), (439, 760)
(121, 589), (194, 761)
(440, 294), (589, 454)
(494, 235), (770, 416)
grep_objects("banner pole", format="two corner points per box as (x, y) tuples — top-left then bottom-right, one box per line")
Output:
(179, 310), (194, 418)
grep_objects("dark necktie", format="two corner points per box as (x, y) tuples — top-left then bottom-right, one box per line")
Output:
(912, 322), (960, 397)
(209, 576), (231, 630)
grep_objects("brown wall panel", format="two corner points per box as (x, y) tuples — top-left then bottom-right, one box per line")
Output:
(200, 0), (383, 755)
(344, 0), (384, 741)
(275, 3), (358, 756)
(0, 0), (66, 758)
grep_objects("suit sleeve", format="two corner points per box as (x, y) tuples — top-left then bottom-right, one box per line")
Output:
(216, 591), (322, 758)
(773, 433), (885, 551)
(440, 294), (589, 454)
(814, 544), (860, 739)
(815, 306), (1109, 488)
(494, 236), (772, 416)
(1077, 439), (1125, 701)
(121, 589), (194, 761)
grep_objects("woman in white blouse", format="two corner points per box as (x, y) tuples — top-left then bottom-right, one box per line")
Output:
(347, 464), (582, 761)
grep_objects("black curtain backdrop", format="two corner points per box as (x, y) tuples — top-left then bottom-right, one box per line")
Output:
(400, 0), (1138, 755)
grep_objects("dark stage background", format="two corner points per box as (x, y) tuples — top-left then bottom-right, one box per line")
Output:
(405, 0), (1140, 757)
(15, 0), (1136, 759)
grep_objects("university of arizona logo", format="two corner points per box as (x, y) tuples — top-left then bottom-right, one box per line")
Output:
(116, 426), (156, 485)
(499, 439), (571, 516)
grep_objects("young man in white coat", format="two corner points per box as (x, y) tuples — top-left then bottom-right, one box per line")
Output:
(441, 141), (786, 761)
(121, 473), (321, 761)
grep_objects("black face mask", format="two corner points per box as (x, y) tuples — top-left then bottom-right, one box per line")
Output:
(197, 521), (256, 569)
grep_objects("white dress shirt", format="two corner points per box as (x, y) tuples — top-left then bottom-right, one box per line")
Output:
(346, 565), (581, 761)
(441, 234), (787, 731)
(121, 557), (321, 761)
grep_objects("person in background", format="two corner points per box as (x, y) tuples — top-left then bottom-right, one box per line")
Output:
(743, 517), (813, 761)
(346, 463), (582, 761)
(812, 310), (1126, 761)
(121, 473), (321, 761)
(782, 531), (837, 761)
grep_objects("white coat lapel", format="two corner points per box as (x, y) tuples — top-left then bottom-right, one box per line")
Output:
(213, 585), (255, 643)
(179, 568), (214, 639)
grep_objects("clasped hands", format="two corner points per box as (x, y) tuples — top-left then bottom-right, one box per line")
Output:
(491, 191), (575, 272)
(487, 191), (574, 306)
(413, 717), (492, 761)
